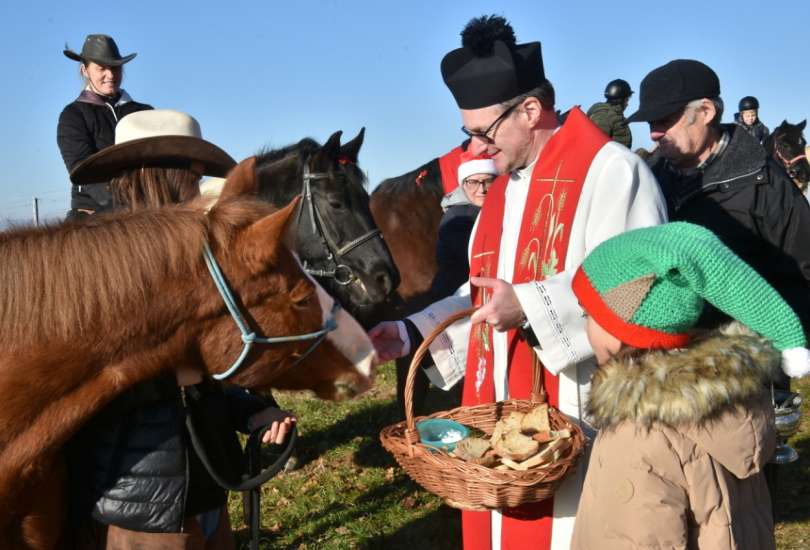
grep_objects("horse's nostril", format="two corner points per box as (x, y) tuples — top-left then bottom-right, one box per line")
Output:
(377, 272), (393, 296)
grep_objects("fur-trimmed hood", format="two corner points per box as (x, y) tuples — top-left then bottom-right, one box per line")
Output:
(588, 323), (779, 430)
(588, 323), (778, 478)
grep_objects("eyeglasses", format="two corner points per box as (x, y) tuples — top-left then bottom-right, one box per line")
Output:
(463, 177), (495, 191)
(461, 103), (519, 144)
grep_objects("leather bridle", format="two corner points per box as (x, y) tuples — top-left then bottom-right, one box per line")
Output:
(295, 160), (383, 286)
(773, 141), (808, 184)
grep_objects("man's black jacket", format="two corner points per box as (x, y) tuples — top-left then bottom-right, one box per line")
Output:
(649, 124), (810, 332)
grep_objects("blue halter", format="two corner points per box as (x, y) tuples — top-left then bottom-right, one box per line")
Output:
(203, 242), (339, 381)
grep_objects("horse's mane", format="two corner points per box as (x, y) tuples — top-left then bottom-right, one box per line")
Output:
(0, 198), (275, 346)
(255, 138), (321, 165)
(372, 157), (443, 198)
(253, 137), (370, 206)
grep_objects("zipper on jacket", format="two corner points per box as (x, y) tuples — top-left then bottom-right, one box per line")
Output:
(105, 101), (119, 122)
(179, 387), (190, 533)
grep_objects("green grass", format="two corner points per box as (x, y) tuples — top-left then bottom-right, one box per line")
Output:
(227, 364), (810, 549)
(227, 363), (460, 549)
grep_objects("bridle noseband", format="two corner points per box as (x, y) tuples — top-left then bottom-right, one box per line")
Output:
(773, 139), (808, 183)
(296, 161), (383, 286)
(203, 242), (339, 381)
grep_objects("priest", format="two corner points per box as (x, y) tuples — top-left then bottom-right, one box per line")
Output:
(370, 15), (666, 550)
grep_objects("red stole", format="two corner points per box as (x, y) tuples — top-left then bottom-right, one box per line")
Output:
(461, 108), (608, 550)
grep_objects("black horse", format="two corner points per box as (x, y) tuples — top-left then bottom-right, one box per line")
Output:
(219, 129), (399, 327)
(765, 119), (809, 192)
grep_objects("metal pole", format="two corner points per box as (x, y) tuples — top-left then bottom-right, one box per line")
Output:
(32, 197), (40, 226)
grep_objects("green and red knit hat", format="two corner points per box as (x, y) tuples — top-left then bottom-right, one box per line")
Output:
(572, 222), (810, 378)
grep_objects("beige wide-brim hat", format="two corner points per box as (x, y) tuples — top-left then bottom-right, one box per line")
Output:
(70, 109), (236, 185)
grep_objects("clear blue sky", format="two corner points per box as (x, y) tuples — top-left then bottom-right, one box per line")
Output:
(1, 0), (808, 223)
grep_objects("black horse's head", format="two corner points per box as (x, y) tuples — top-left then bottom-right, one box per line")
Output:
(765, 120), (809, 191)
(252, 129), (400, 325)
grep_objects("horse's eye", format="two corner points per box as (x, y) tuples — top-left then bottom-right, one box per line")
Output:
(290, 279), (315, 306)
(327, 194), (345, 210)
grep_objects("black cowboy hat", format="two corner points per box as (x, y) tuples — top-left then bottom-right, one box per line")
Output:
(63, 34), (136, 66)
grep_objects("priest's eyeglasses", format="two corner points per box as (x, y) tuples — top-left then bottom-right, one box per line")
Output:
(461, 103), (519, 144)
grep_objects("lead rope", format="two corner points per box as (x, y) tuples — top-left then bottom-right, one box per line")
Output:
(202, 242), (338, 381)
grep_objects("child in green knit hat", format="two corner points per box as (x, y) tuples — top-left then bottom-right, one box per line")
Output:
(570, 222), (807, 550)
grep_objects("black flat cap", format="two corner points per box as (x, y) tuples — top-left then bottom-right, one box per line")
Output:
(626, 59), (720, 123)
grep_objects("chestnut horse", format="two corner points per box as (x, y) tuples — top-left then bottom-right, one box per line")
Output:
(215, 129), (400, 327)
(0, 197), (376, 549)
(367, 142), (506, 321)
(368, 157), (445, 320)
(765, 119), (809, 192)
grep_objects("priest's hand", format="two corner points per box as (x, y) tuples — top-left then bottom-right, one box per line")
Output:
(369, 321), (409, 362)
(470, 277), (525, 332)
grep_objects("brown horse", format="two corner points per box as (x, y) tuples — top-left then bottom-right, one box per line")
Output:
(367, 144), (470, 321)
(369, 157), (444, 318)
(0, 197), (376, 548)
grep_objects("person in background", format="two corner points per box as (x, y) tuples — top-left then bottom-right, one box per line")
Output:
(58, 34), (153, 220)
(369, 14), (666, 550)
(734, 95), (770, 144)
(570, 222), (809, 549)
(627, 60), (810, 344)
(429, 151), (496, 301)
(67, 109), (294, 550)
(397, 151), (498, 419)
(586, 78), (634, 148)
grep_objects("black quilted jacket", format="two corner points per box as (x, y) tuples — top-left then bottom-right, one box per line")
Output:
(65, 376), (270, 532)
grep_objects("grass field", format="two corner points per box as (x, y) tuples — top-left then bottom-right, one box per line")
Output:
(227, 363), (810, 549)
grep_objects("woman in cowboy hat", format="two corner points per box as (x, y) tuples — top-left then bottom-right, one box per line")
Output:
(57, 34), (153, 220)
(66, 109), (296, 550)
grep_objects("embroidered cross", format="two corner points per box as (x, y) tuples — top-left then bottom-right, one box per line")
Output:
(537, 160), (575, 187)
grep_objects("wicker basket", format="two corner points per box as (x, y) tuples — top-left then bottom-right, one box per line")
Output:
(380, 307), (585, 511)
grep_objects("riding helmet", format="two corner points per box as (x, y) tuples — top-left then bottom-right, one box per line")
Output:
(738, 96), (759, 111)
(604, 79), (633, 102)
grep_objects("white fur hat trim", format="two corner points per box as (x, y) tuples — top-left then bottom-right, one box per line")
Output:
(782, 347), (810, 378)
(458, 158), (497, 186)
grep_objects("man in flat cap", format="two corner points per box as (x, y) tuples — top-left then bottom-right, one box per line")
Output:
(628, 60), (810, 338)
(370, 15), (666, 550)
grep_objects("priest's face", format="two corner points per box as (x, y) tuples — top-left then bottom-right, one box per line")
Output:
(462, 103), (532, 173)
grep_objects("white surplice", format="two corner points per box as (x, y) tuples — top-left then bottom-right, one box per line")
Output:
(407, 141), (667, 550)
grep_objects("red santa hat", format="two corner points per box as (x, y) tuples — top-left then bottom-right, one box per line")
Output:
(457, 150), (498, 186)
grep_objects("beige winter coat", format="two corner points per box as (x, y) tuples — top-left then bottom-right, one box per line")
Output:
(572, 325), (777, 550)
